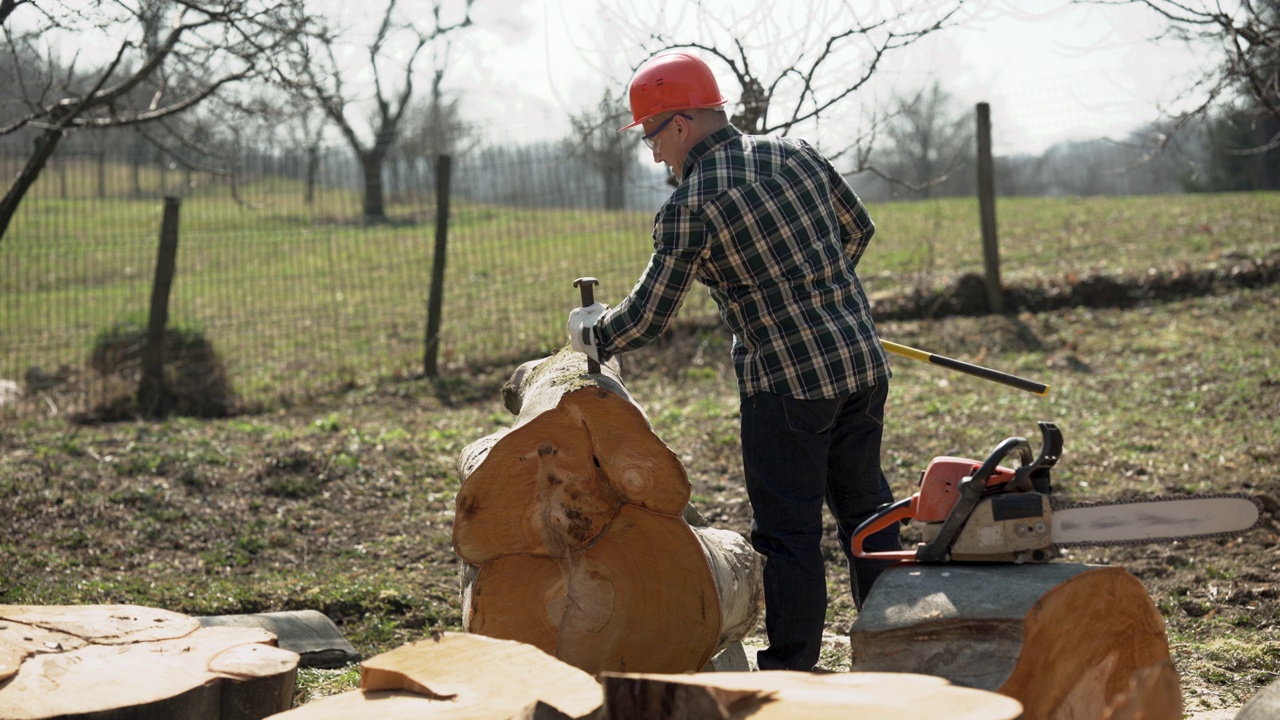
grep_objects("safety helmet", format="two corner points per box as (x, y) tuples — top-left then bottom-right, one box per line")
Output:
(619, 52), (727, 132)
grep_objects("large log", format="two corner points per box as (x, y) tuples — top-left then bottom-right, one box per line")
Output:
(0, 604), (298, 720)
(848, 563), (1180, 720)
(453, 348), (763, 674)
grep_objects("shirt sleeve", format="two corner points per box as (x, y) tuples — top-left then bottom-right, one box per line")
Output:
(818, 148), (876, 267)
(595, 203), (706, 357)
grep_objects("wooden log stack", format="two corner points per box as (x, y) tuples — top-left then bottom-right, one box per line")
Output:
(274, 631), (1024, 720)
(453, 348), (763, 674)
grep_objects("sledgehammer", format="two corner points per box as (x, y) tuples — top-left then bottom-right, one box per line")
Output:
(882, 339), (1050, 396)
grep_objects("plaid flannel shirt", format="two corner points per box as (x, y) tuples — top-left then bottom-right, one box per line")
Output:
(596, 124), (890, 399)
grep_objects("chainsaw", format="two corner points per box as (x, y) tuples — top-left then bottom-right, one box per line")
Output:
(851, 421), (1262, 563)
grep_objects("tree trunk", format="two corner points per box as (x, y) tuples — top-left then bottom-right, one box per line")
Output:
(305, 142), (319, 206)
(453, 348), (763, 675)
(0, 604), (297, 720)
(0, 127), (64, 242)
(361, 151), (386, 220)
(848, 563), (1180, 720)
(603, 167), (624, 210)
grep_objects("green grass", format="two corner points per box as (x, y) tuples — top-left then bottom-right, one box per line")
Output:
(3, 186), (1277, 412)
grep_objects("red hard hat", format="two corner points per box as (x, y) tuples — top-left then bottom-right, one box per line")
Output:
(619, 52), (727, 132)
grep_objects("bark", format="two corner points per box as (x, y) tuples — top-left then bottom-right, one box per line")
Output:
(0, 604), (297, 720)
(848, 563), (1180, 720)
(454, 348), (762, 675)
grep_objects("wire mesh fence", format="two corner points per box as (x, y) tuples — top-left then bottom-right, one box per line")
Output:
(2, 118), (1276, 422)
(0, 127), (717, 420)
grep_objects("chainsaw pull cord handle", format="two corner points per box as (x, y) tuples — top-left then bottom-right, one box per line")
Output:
(850, 497), (920, 562)
(915, 436), (1034, 563)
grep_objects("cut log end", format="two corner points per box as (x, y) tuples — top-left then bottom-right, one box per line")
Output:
(0, 604), (298, 720)
(277, 632), (603, 720)
(454, 353), (762, 675)
(465, 505), (723, 673)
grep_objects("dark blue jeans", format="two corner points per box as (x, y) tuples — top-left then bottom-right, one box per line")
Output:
(741, 382), (901, 671)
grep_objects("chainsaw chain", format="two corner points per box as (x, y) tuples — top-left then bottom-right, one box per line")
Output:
(1046, 492), (1264, 549)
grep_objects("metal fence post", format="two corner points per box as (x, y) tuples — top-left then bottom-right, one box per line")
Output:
(424, 155), (452, 378)
(976, 102), (1004, 313)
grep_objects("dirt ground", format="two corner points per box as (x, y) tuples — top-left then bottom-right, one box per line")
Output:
(3, 278), (1278, 716)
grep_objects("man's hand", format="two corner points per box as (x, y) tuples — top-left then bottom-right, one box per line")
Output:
(568, 303), (607, 362)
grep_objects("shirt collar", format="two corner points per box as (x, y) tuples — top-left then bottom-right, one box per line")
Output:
(680, 124), (743, 180)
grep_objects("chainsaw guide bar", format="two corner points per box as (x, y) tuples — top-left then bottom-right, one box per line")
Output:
(1048, 493), (1262, 549)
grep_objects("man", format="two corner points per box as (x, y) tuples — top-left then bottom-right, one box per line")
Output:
(567, 51), (901, 672)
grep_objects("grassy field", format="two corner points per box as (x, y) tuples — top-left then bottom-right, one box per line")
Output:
(1, 189), (1279, 713)
(2, 188), (1278, 410)
(1, 282), (1277, 712)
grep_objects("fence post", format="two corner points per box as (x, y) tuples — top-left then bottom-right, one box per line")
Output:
(138, 196), (181, 416)
(976, 102), (1004, 313)
(424, 155), (452, 378)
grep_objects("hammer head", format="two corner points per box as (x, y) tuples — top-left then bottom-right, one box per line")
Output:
(573, 277), (599, 306)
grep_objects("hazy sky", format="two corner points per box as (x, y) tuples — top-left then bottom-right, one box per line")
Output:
(462, 0), (1217, 156)
(20, 0), (1219, 159)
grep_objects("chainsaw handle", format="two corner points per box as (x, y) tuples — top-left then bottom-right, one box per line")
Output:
(915, 435), (1034, 563)
(851, 497), (920, 562)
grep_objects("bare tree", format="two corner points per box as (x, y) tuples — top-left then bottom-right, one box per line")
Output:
(0, 0), (305, 240)
(566, 88), (637, 210)
(1082, 0), (1280, 153)
(393, 66), (478, 204)
(282, 0), (474, 222)
(870, 81), (975, 198)
(283, 105), (327, 206)
(598, 0), (968, 149)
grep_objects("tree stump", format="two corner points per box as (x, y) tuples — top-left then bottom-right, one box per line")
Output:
(0, 604), (298, 720)
(270, 632), (603, 719)
(848, 563), (1180, 720)
(453, 348), (763, 674)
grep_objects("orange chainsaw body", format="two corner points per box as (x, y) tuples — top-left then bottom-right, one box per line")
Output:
(850, 422), (1063, 563)
(915, 457), (1019, 522)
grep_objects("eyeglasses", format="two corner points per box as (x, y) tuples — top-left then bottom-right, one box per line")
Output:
(642, 113), (693, 150)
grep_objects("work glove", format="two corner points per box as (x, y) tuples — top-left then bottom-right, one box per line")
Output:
(568, 303), (608, 363)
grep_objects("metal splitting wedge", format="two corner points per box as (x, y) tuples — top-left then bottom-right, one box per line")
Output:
(573, 277), (600, 374)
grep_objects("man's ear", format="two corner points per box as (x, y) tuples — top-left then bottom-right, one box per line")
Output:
(674, 113), (692, 140)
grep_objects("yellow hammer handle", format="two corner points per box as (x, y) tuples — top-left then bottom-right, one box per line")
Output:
(882, 340), (1051, 397)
